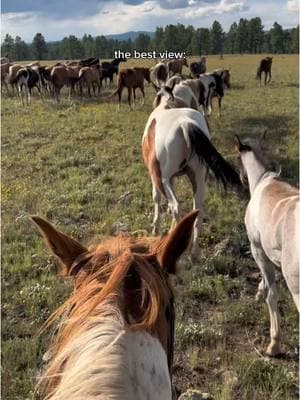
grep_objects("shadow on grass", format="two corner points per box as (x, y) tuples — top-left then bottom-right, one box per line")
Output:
(285, 82), (299, 88)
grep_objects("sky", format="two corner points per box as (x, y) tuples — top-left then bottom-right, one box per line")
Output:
(1, 0), (299, 42)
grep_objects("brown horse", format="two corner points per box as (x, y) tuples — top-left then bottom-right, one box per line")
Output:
(79, 65), (102, 97)
(112, 67), (150, 108)
(32, 211), (198, 400)
(167, 58), (188, 77)
(256, 57), (273, 86)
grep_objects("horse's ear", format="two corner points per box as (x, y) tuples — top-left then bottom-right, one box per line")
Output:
(31, 216), (88, 276)
(234, 135), (243, 151)
(234, 135), (251, 152)
(157, 210), (199, 274)
(259, 130), (267, 145)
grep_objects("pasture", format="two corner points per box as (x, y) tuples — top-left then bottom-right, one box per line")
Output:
(2, 54), (299, 399)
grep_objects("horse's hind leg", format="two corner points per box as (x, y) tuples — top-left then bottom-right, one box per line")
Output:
(127, 88), (132, 108)
(268, 70), (272, 83)
(251, 244), (281, 356)
(218, 97), (222, 117)
(140, 86), (145, 105)
(151, 183), (161, 235)
(162, 178), (180, 230)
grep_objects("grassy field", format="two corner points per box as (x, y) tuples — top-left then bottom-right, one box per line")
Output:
(2, 54), (299, 399)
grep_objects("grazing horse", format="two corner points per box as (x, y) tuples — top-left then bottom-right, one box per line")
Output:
(101, 57), (127, 85)
(142, 106), (242, 257)
(32, 211), (198, 400)
(235, 134), (299, 356)
(112, 67), (150, 108)
(256, 57), (273, 86)
(150, 63), (169, 91)
(167, 58), (188, 77)
(190, 57), (206, 78)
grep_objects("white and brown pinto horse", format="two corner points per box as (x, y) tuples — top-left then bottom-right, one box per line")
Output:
(150, 62), (169, 91)
(142, 105), (241, 257)
(32, 211), (198, 399)
(154, 80), (205, 112)
(235, 134), (299, 356)
(199, 73), (224, 116)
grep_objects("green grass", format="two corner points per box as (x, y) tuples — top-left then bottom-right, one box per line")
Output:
(2, 54), (299, 399)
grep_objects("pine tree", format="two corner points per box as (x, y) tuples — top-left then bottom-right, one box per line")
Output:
(210, 21), (224, 54)
(1, 34), (15, 60)
(270, 22), (284, 53)
(14, 36), (29, 61)
(224, 23), (238, 54)
(31, 33), (48, 60)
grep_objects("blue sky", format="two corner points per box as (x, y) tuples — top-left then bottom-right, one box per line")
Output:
(1, 0), (299, 41)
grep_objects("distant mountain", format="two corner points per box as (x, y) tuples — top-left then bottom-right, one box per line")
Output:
(106, 31), (155, 41)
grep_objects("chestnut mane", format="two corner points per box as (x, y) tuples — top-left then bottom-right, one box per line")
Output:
(38, 235), (173, 398)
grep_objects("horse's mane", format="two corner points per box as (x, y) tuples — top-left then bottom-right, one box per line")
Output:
(38, 235), (173, 398)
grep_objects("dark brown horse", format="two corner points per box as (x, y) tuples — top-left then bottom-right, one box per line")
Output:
(112, 67), (150, 108)
(256, 57), (273, 86)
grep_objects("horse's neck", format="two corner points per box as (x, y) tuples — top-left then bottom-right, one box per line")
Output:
(242, 151), (267, 195)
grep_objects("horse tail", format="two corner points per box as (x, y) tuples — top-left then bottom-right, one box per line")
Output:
(187, 124), (242, 190)
(110, 72), (125, 97)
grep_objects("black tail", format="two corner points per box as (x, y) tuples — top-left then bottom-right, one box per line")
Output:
(188, 125), (242, 190)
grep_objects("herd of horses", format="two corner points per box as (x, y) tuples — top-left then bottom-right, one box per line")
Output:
(6, 53), (298, 399)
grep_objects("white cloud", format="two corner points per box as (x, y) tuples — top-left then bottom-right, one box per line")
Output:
(184, 0), (247, 19)
(1, 0), (299, 42)
(287, 0), (299, 11)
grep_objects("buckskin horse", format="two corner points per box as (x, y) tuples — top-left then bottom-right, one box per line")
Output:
(235, 133), (299, 356)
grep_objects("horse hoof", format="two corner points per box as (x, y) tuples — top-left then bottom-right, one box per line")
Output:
(266, 343), (282, 357)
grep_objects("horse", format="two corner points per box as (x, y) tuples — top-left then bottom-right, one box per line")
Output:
(15, 67), (44, 105)
(111, 67), (150, 108)
(142, 106), (242, 258)
(50, 66), (81, 102)
(1, 62), (11, 94)
(189, 56), (206, 78)
(32, 210), (198, 400)
(256, 57), (273, 86)
(199, 73), (224, 116)
(101, 57), (127, 85)
(79, 65), (102, 97)
(150, 63), (169, 91)
(165, 74), (186, 89)
(154, 80), (205, 112)
(166, 58), (188, 77)
(235, 133), (299, 356)
(214, 68), (231, 89)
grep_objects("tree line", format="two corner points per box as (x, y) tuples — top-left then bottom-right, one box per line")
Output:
(1, 18), (299, 61)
